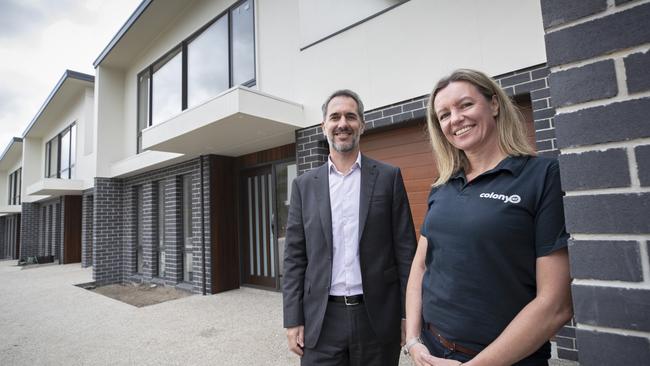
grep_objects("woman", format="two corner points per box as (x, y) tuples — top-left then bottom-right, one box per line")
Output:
(403, 69), (573, 366)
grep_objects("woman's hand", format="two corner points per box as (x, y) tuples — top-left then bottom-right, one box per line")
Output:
(409, 343), (464, 366)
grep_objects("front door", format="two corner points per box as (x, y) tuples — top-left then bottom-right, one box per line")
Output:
(241, 166), (278, 288)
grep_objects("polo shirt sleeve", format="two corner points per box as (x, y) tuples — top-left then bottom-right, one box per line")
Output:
(420, 185), (439, 240)
(534, 159), (569, 257)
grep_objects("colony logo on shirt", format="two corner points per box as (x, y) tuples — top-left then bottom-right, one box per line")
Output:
(479, 192), (521, 204)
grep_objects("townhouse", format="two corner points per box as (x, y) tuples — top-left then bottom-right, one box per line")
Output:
(0, 137), (23, 260)
(4, 0), (648, 363)
(18, 70), (96, 265)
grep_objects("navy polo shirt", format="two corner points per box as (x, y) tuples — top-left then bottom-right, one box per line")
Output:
(421, 155), (568, 360)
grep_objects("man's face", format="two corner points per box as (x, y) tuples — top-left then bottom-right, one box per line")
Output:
(322, 96), (365, 154)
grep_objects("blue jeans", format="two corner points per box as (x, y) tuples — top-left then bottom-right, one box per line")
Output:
(421, 328), (549, 366)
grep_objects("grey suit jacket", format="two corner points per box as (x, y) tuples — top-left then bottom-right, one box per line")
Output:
(282, 154), (416, 348)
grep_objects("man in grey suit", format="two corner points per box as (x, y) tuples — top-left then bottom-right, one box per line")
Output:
(283, 89), (417, 365)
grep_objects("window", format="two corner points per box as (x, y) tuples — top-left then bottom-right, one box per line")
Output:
(7, 168), (21, 205)
(44, 123), (77, 179)
(182, 174), (193, 282)
(152, 49), (182, 125)
(187, 16), (229, 108)
(157, 182), (166, 278)
(136, 0), (255, 152)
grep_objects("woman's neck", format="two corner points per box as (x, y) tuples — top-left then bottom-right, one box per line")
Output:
(464, 145), (507, 182)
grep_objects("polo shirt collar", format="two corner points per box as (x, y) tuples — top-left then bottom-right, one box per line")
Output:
(451, 155), (530, 182)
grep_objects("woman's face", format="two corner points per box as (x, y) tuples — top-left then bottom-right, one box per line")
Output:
(433, 81), (499, 155)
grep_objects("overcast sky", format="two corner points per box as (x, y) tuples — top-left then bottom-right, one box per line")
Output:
(0, 0), (141, 154)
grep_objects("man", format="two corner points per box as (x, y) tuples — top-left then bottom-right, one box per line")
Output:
(282, 89), (417, 365)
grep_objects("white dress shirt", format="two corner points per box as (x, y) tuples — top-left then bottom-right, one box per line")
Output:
(328, 152), (363, 296)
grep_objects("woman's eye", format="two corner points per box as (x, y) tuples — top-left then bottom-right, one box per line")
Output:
(439, 112), (450, 121)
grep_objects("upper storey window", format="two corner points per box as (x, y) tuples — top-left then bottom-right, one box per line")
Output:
(8, 167), (21, 205)
(137, 0), (255, 152)
(45, 123), (77, 179)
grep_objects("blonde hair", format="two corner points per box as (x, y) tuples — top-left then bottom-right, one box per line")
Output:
(426, 69), (535, 186)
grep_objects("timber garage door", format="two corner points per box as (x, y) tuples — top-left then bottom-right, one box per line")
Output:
(360, 97), (535, 239)
(360, 122), (435, 238)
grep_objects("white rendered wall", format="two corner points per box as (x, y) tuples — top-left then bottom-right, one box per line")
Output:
(21, 137), (43, 203)
(38, 86), (96, 190)
(0, 170), (7, 204)
(258, 0), (547, 124)
(95, 66), (127, 177)
(106, 0), (546, 168)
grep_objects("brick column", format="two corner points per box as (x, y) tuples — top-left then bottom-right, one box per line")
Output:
(123, 185), (138, 277)
(81, 192), (94, 268)
(57, 198), (64, 262)
(164, 176), (183, 284)
(295, 127), (328, 176)
(19, 202), (40, 260)
(541, 1), (650, 364)
(141, 182), (156, 279)
(93, 178), (123, 285)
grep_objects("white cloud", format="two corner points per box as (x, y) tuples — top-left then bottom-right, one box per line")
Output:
(0, 0), (140, 153)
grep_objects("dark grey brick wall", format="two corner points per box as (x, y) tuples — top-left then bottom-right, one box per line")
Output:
(544, 2), (650, 66)
(542, 0), (650, 364)
(541, 0), (607, 29)
(164, 176), (183, 284)
(19, 202), (40, 259)
(575, 329), (650, 366)
(93, 178), (123, 285)
(558, 149), (630, 191)
(119, 156), (210, 294)
(569, 240), (643, 282)
(81, 190), (94, 268)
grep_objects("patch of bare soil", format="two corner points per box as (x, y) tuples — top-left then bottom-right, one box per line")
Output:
(90, 283), (192, 307)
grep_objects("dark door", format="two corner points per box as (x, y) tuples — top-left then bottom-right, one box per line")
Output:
(63, 195), (82, 264)
(241, 165), (278, 288)
(15, 214), (21, 260)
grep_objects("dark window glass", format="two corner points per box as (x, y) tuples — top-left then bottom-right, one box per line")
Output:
(70, 124), (77, 178)
(152, 49), (182, 125)
(232, 0), (255, 85)
(137, 70), (151, 152)
(16, 168), (20, 204)
(187, 16), (229, 108)
(48, 137), (59, 178)
(60, 129), (71, 179)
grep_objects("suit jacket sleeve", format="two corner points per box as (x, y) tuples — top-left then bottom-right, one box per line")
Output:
(392, 168), (417, 318)
(282, 178), (307, 328)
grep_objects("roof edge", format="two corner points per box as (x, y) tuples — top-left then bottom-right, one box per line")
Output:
(21, 70), (95, 138)
(0, 137), (24, 163)
(93, 0), (153, 68)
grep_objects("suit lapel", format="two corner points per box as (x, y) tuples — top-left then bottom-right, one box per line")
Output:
(315, 164), (334, 254)
(358, 155), (378, 241)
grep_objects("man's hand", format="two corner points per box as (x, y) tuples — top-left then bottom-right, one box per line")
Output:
(286, 325), (305, 356)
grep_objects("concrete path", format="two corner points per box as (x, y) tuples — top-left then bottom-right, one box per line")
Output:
(0, 260), (577, 365)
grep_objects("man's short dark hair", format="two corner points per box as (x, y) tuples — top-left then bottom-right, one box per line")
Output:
(321, 89), (365, 122)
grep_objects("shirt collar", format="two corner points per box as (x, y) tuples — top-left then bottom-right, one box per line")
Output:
(328, 152), (362, 176)
(451, 155), (530, 181)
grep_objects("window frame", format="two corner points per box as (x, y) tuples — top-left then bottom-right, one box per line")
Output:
(44, 122), (77, 179)
(7, 167), (21, 205)
(136, 0), (256, 153)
